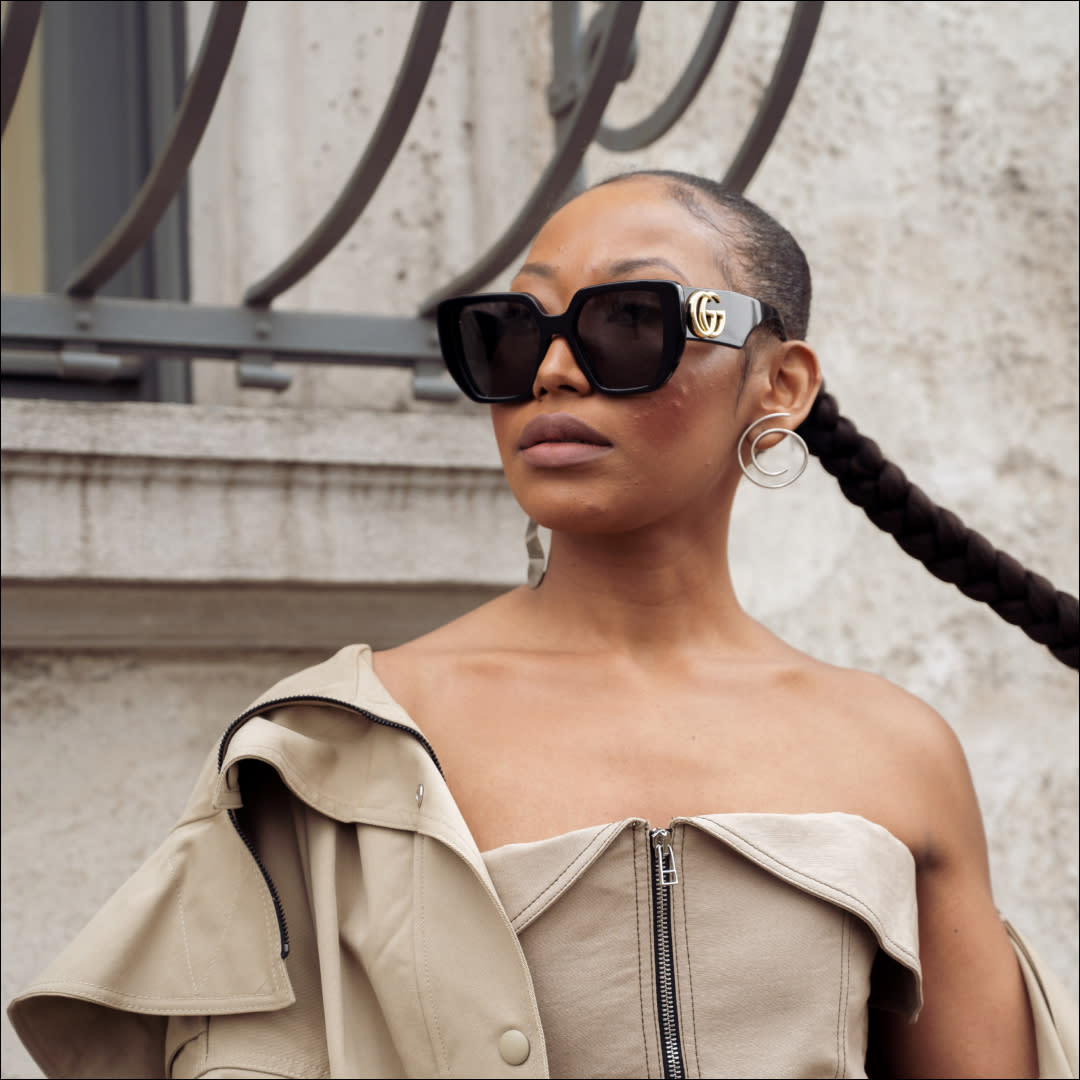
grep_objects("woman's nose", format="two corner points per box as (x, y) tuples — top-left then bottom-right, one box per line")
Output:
(532, 335), (592, 398)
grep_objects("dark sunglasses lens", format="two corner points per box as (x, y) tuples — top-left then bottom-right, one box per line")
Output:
(576, 289), (667, 390)
(456, 299), (541, 399)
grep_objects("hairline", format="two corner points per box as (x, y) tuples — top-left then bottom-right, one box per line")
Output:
(594, 172), (772, 401)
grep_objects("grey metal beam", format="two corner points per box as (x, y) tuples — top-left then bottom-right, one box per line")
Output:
(0, 0), (42, 137)
(42, 1), (150, 300)
(1, 293), (442, 366)
(418, 1), (643, 315)
(63, 1), (246, 298)
(244, 1), (453, 307)
(720, 0), (824, 194)
(145, 0), (194, 403)
(595, 1), (738, 153)
(1, 347), (141, 381)
(547, 1), (587, 202)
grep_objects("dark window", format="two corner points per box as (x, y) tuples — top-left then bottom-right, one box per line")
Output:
(2, 0), (191, 402)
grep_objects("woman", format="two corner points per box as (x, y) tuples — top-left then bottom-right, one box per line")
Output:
(9, 171), (1077, 1078)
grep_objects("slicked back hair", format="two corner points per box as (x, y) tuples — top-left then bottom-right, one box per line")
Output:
(592, 170), (1079, 669)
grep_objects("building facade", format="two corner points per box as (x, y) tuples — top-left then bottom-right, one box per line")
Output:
(2, 2), (1078, 1075)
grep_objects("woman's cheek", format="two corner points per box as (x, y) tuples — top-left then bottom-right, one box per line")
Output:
(624, 383), (716, 460)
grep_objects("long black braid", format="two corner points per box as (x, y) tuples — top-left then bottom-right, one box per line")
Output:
(602, 169), (1079, 670)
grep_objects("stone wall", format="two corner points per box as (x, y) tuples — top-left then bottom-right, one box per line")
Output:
(2, 2), (1077, 1076)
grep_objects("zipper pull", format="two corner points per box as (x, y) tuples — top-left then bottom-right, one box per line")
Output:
(652, 828), (679, 886)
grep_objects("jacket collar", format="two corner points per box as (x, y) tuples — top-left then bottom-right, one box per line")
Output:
(214, 644), (488, 877)
(243, 642), (423, 733)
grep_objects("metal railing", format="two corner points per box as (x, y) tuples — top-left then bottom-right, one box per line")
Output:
(0, 0), (823, 398)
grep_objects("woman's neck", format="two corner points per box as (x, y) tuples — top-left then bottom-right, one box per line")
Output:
(520, 521), (763, 657)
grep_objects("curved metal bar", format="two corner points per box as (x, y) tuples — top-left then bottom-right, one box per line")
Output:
(595, 1), (738, 153)
(64, 1), (247, 298)
(720, 0), (824, 194)
(419, 1), (644, 316)
(244, 1), (453, 307)
(0, 0), (43, 138)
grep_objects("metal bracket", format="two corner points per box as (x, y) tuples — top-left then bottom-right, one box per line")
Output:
(236, 352), (293, 391)
(1, 344), (137, 382)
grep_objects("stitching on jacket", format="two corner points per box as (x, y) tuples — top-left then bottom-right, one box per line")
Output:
(415, 834), (450, 1075)
(166, 850), (200, 996)
(697, 822), (917, 965)
(200, 1067), (328, 1078)
(191, 863), (248, 994)
(196, 1033), (331, 1078)
(351, 648), (364, 706)
(833, 911), (849, 1078)
(19, 979), (285, 1010)
(632, 826), (650, 1077)
(843, 912), (853, 1076)
(203, 1042), (330, 1071)
(27, 815), (288, 1009)
(258, 860), (282, 995)
(234, 827), (282, 997)
(677, 828), (700, 1077)
(832, 912), (842, 1078)
(508, 823), (622, 927)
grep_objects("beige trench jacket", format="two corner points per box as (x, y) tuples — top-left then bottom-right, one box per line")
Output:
(8, 645), (1079, 1079)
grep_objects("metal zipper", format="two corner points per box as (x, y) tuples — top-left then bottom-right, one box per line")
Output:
(650, 826), (685, 1079)
(217, 695), (444, 959)
(226, 806), (292, 957)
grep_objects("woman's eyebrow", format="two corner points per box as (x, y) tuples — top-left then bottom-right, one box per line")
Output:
(606, 256), (688, 279)
(515, 256), (689, 280)
(516, 261), (557, 279)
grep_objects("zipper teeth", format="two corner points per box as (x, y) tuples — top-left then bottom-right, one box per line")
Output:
(651, 827), (685, 1080)
(217, 694), (443, 960)
(229, 808), (291, 958)
(217, 694), (443, 774)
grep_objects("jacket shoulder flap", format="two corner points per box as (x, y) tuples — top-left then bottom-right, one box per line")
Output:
(7, 747), (294, 1078)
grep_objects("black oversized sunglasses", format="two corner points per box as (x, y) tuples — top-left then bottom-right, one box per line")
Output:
(437, 279), (785, 404)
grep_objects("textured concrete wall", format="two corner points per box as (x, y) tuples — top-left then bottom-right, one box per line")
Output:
(2, 2), (1077, 1077)
(184, 0), (1079, 986)
(1, 652), (327, 1079)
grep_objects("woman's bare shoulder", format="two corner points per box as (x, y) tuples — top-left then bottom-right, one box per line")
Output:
(795, 657), (980, 852)
(372, 589), (534, 711)
(809, 657), (968, 766)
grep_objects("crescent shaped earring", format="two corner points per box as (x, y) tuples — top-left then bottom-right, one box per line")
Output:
(525, 516), (547, 588)
(737, 412), (809, 489)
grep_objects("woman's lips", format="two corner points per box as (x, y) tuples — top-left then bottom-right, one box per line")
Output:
(518, 413), (613, 467)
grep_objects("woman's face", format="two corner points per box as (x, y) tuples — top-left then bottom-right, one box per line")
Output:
(491, 176), (760, 538)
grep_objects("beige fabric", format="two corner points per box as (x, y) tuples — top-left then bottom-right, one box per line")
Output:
(484, 814), (921, 1079)
(7, 644), (1078, 1078)
(1006, 921), (1080, 1079)
(9, 646), (548, 1080)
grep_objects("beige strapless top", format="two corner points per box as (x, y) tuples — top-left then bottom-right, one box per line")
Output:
(482, 812), (922, 1080)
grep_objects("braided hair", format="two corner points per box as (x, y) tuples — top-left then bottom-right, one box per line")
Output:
(601, 169), (1079, 670)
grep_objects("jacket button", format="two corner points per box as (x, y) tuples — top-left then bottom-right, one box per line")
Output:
(498, 1029), (530, 1065)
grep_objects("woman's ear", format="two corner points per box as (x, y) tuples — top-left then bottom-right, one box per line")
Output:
(755, 338), (822, 428)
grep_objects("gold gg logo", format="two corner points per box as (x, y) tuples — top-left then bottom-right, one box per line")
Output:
(687, 291), (727, 338)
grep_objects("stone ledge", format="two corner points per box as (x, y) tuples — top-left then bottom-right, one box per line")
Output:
(1, 398), (526, 587)
(0, 580), (507, 651)
(1, 400), (528, 647)
(0, 398), (502, 468)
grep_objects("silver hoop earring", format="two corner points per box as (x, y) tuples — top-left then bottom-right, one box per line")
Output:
(737, 412), (809, 489)
(525, 516), (547, 588)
